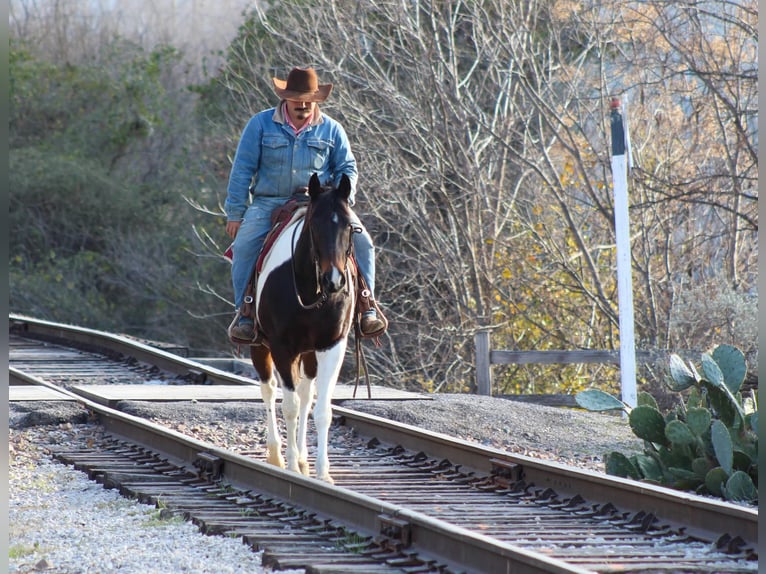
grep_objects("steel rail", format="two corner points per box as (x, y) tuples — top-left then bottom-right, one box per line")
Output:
(9, 314), (253, 386)
(9, 315), (758, 567)
(10, 366), (588, 574)
(333, 406), (757, 547)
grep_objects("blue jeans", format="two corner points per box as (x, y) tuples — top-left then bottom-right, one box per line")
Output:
(231, 197), (376, 311)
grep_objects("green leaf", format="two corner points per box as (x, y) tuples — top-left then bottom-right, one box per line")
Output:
(732, 450), (752, 472)
(704, 467), (728, 496)
(664, 410), (678, 424)
(711, 420), (733, 475)
(634, 454), (664, 481)
(668, 466), (701, 482)
(665, 420), (696, 446)
(658, 444), (692, 469)
(575, 389), (627, 412)
(629, 405), (668, 446)
(686, 386), (704, 409)
(605, 452), (640, 479)
(668, 354), (696, 391)
(637, 391), (659, 411)
(669, 465), (703, 490)
(691, 457), (712, 478)
(704, 383), (738, 428)
(686, 407), (711, 436)
(711, 345), (746, 395)
(721, 471), (758, 503)
(701, 353), (725, 388)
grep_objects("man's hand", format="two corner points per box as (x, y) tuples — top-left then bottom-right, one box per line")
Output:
(226, 220), (242, 239)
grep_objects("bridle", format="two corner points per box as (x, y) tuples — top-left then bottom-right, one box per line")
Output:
(290, 213), (361, 310)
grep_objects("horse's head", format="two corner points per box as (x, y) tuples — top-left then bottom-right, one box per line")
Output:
(304, 173), (356, 294)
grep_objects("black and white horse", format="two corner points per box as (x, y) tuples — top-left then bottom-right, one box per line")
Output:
(250, 173), (357, 483)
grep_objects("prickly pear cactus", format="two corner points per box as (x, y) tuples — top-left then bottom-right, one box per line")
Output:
(575, 344), (757, 505)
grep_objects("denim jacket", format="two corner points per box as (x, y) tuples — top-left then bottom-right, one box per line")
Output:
(225, 104), (358, 221)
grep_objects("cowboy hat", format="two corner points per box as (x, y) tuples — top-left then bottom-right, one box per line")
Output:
(272, 67), (333, 102)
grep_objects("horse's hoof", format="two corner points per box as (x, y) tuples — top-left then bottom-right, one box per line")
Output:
(267, 452), (285, 468)
(298, 460), (310, 476)
(317, 474), (335, 485)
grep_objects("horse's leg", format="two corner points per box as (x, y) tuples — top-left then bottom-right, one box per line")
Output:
(313, 340), (347, 484)
(281, 383), (302, 474)
(262, 376), (285, 468)
(295, 353), (318, 476)
(251, 346), (284, 468)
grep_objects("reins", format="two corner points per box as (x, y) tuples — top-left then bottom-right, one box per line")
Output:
(353, 329), (373, 399)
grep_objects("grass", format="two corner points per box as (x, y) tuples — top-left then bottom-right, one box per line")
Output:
(140, 508), (186, 528)
(9, 542), (39, 559)
(333, 529), (370, 553)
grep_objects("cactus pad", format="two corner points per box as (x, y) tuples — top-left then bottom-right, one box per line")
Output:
(686, 407), (711, 436)
(574, 389), (626, 411)
(722, 471), (757, 503)
(668, 354), (696, 391)
(665, 420), (696, 446)
(704, 467), (728, 496)
(629, 405), (668, 446)
(605, 452), (640, 479)
(711, 419), (733, 475)
(712, 344), (746, 394)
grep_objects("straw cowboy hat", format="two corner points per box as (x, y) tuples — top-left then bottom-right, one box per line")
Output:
(272, 67), (333, 102)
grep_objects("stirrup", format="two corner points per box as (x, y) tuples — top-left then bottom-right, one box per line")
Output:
(360, 314), (386, 337)
(228, 311), (258, 345)
(357, 306), (388, 340)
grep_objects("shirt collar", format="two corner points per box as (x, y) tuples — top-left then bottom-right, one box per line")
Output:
(282, 102), (314, 135)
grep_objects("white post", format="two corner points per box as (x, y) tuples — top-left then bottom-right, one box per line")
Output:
(474, 330), (492, 396)
(610, 97), (637, 408)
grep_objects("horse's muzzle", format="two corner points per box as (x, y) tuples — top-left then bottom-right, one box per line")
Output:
(321, 266), (346, 293)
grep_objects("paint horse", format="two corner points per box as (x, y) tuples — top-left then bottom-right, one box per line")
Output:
(250, 173), (357, 483)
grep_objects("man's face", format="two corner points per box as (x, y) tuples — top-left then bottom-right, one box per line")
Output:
(286, 100), (316, 124)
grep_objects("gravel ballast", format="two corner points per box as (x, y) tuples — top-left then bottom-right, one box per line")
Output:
(9, 425), (302, 574)
(9, 394), (643, 573)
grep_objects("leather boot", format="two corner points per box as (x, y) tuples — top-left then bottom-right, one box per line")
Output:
(229, 315), (255, 345)
(360, 310), (386, 336)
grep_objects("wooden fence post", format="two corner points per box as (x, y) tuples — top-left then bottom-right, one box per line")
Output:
(474, 330), (492, 396)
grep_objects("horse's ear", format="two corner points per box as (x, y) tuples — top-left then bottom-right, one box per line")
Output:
(337, 174), (352, 202)
(308, 173), (322, 199)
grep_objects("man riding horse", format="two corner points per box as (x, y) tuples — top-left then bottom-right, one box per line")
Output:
(224, 66), (386, 344)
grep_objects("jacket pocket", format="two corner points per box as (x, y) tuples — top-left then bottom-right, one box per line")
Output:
(306, 138), (333, 170)
(261, 134), (290, 167)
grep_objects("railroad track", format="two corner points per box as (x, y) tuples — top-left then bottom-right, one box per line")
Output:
(9, 315), (759, 573)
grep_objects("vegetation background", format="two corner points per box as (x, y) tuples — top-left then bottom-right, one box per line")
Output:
(9, 0), (758, 397)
